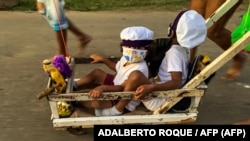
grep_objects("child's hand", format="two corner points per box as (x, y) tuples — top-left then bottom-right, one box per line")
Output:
(134, 84), (154, 100)
(90, 54), (105, 63)
(89, 86), (103, 98)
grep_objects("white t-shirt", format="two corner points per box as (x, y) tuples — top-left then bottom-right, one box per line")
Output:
(157, 44), (189, 85)
(113, 56), (149, 85)
(142, 44), (189, 111)
(113, 56), (149, 111)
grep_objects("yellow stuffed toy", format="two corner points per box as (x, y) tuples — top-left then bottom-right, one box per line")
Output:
(40, 59), (73, 117)
(42, 59), (66, 94)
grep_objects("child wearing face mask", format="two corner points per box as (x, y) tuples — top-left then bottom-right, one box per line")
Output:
(73, 26), (156, 116)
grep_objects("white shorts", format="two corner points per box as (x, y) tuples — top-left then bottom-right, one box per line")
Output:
(142, 98), (166, 111)
(125, 100), (141, 111)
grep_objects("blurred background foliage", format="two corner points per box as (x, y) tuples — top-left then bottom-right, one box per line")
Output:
(2, 0), (189, 11)
(1, 0), (248, 12)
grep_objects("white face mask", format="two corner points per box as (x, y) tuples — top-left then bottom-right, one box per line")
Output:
(122, 47), (147, 63)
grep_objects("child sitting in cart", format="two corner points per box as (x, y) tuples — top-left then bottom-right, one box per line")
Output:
(119, 10), (207, 112)
(73, 26), (156, 116)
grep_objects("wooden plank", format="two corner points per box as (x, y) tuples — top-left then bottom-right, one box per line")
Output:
(189, 96), (202, 113)
(65, 57), (75, 93)
(48, 88), (205, 102)
(52, 113), (197, 128)
(184, 31), (250, 89)
(206, 0), (239, 28)
(50, 101), (59, 119)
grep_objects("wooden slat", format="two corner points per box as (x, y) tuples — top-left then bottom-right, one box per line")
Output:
(65, 57), (75, 93)
(184, 31), (250, 89)
(52, 113), (197, 128)
(49, 101), (59, 119)
(206, 0), (239, 28)
(48, 88), (205, 102)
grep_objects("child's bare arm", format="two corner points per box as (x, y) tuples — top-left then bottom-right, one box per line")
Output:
(90, 54), (116, 71)
(36, 2), (46, 14)
(89, 85), (123, 98)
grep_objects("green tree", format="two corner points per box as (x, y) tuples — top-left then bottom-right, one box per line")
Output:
(0, 0), (19, 9)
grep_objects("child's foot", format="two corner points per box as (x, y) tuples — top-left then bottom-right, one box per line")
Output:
(233, 118), (250, 125)
(77, 35), (92, 55)
(221, 68), (241, 81)
(95, 106), (123, 116)
(221, 52), (247, 80)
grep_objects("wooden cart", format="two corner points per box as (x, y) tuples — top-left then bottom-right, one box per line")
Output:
(38, 0), (249, 134)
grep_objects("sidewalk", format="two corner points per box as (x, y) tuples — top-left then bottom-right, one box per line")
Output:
(0, 10), (249, 141)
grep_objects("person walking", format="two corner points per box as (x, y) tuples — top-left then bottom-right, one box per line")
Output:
(37, 0), (92, 58)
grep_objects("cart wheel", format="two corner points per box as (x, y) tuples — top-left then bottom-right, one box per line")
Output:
(67, 127), (86, 135)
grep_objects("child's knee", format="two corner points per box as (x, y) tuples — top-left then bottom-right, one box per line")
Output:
(91, 69), (106, 79)
(91, 100), (113, 109)
(91, 69), (104, 75)
(128, 71), (146, 80)
(91, 102), (101, 108)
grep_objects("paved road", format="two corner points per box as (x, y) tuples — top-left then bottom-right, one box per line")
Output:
(0, 8), (249, 141)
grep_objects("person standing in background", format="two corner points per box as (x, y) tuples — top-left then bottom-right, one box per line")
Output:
(36, 0), (92, 57)
(189, 0), (246, 80)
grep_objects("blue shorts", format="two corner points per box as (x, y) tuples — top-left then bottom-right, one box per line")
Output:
(46, 8), (69, 31)
(40, 0), (69, 31)
(49, 18), (69, 31)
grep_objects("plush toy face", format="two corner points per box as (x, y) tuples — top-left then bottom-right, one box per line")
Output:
(52, 55), (72, 78)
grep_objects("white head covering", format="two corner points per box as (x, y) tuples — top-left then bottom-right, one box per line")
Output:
(172, 10), (207, 49)
(120, 26), (154, 47)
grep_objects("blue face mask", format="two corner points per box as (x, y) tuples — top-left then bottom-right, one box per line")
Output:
(122, 47), (147, 63)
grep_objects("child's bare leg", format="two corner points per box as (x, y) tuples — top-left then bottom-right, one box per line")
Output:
(95, 71), (150, 116)
(204, 0), (245, 80)
(207, 26), (247, 80)
(55, 29), (67, 57)
(190, 0), (246, 80)
(79, 100), (113, 109)
(67, 18), (92, 55)
(222, 52), (247, 80)
(115, 71), (150, 112)
(75, 69), (108, 90)
(233, 118), (250, 125)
